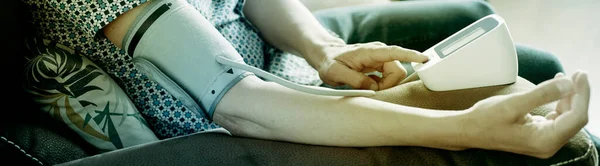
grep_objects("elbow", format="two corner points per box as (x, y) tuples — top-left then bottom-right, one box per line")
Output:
(102, 2), (151, 49)
(211, 75), (277, 139)
(213, 111), (275, 140)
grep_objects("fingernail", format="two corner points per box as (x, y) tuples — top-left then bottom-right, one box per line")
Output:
(421, 54), (430, 63)
(370, 83), (378, 91)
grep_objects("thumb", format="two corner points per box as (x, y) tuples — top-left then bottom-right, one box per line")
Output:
(327, 63), (378, 90)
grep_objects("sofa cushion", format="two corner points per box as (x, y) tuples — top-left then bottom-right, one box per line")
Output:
(1, 122), (94, 165)
(22, 38), (159, 152)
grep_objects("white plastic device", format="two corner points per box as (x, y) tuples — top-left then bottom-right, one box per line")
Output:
(411, 14), (518, 91)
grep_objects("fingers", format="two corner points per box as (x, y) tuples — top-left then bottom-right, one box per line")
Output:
(378, 61), (407, 89)
(368, 75), (382, 83)
(554, 71), (590, 136)
(545, 111), (559, 120)
(325, 63), (378, 90)
(333, 43), (420, 90)
(508, 75), (574, 116)
(353, 44), (429, 67)
(572, 71), (590, 115)
(555, 72), (574, 115)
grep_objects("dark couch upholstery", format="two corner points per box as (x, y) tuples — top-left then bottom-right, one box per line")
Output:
(0, 1), (98, 165)
(1, 0), (597, 166)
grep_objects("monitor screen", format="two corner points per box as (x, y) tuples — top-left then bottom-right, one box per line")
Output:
(434, 17), (499, 58)
(441, 27), (485, 56)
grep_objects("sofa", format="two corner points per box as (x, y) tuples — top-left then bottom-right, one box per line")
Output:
(1, 0), (598, 166)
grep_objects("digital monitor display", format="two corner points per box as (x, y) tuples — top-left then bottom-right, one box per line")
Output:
(434, 17), (499, 58)
(441, 27), (485, 56)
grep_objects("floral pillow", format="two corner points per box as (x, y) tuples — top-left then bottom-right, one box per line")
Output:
(22, 38), (158, 152)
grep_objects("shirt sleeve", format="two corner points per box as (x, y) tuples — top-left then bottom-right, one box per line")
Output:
(50, 0), (149, 37)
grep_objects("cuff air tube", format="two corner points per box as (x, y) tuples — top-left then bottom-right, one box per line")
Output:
(123, 0), (375, 119)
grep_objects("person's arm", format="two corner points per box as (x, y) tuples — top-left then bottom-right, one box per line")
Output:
(101, 3), (590, 159)
(243, 0), (428, 90)
(243, 0), (339, 66)
(214, 76), (466, 149)
(101, 1), (464, 150)
(214, 72), (590, 159)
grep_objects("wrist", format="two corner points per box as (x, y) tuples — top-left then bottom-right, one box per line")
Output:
(457, 107), (490, 150)
(399, 109), (473, 150)
(434, 110), (473, 150)
(300, 37), (346, 71)
(455, 109), (477, 149)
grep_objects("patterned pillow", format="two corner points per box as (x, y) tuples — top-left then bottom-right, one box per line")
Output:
(22, 38), (159, 152)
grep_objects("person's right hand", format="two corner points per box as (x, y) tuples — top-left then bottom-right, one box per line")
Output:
(462, 71), (590, 159)
(314, 42), (428, 91)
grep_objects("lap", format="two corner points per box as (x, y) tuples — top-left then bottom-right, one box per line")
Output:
(370, 76), (550, 114)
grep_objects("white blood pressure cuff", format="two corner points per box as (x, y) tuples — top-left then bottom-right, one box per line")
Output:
(122, 0), (252, 119)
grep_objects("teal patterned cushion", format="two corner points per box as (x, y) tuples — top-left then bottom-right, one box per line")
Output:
(22, 38), (159, 152)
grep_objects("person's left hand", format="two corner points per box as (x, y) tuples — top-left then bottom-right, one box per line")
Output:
(461, 71), (590, 158)
(313, 42), (429, 91)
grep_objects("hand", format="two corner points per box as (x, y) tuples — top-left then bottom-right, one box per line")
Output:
(314, 42), (429, 91)
(463, 71), (590, 158)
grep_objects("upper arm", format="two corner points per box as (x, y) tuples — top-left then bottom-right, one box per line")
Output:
(102, 2), (150, 48)
(40, 0), (150, 48)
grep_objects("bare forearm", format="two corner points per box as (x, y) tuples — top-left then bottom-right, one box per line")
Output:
(101, 2), (462, 149)
(243, 0), (342, 69)
(214, 76), (467, 149)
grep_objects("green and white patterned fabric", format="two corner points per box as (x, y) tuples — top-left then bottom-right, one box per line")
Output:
(21, 0), (322, 139)
(23, 38), (159, 151)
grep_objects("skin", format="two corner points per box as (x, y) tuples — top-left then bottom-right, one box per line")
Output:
(243, 1), (427, 91)
(102, 0), (591, 159)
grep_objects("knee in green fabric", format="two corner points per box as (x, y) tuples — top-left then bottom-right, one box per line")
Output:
(515, 44), (564, 84)
(467, 0), (497, 19)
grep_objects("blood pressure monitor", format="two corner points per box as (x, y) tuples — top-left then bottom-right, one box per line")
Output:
(412, 14), (518, 91)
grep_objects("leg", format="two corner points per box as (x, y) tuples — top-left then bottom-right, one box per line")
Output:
(313, 0), (564, 84)
(515, 44), (564, 84)
(585, 129), (600, 157)
(313, 0), (495, 51)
